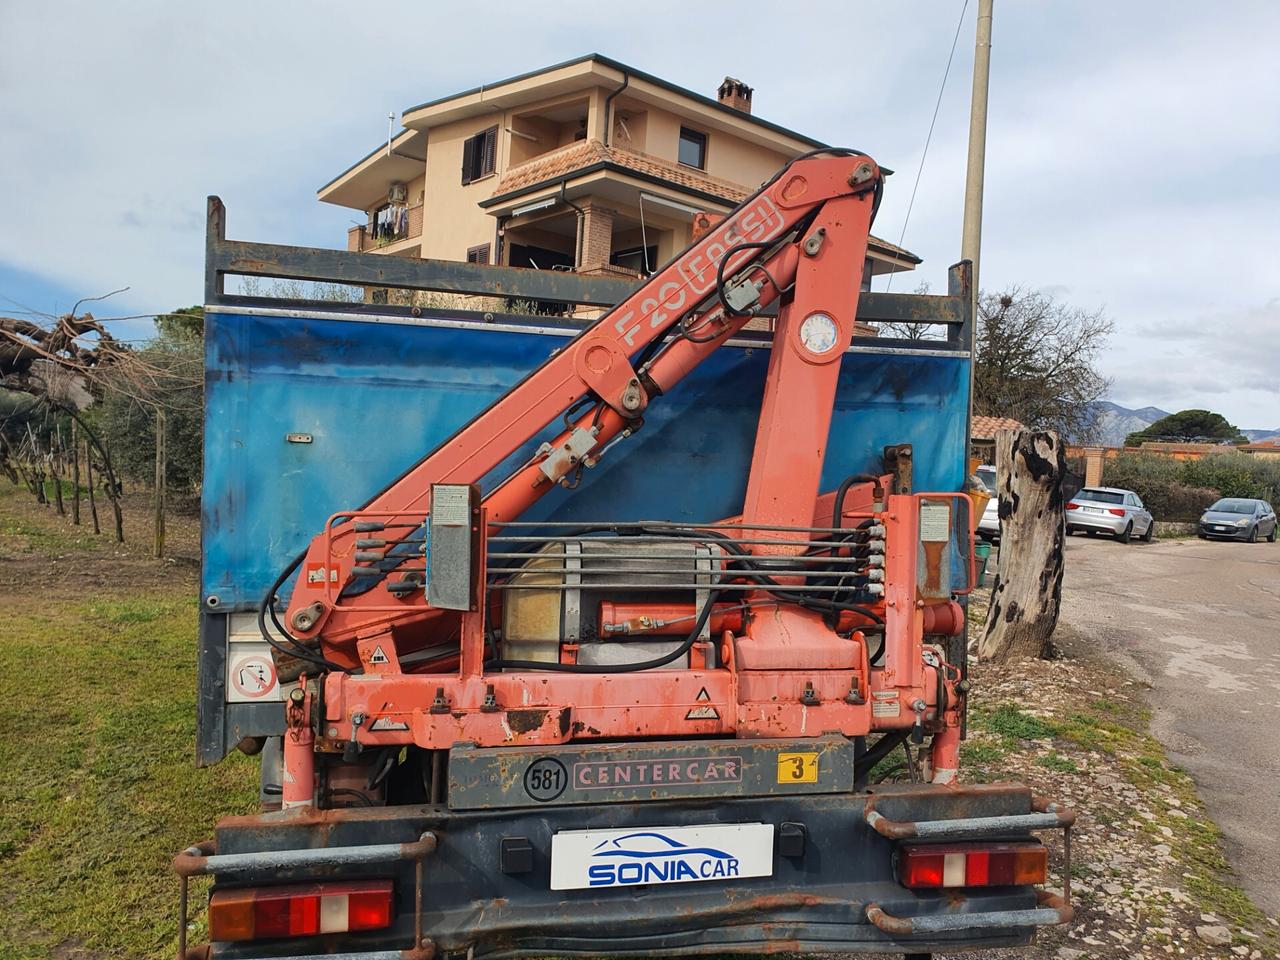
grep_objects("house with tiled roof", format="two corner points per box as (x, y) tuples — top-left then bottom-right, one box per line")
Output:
(970, 416), (1025, 462)
(318, 54), (920, 291)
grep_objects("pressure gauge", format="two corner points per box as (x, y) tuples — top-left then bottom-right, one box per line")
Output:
(799, 313), (840, 354)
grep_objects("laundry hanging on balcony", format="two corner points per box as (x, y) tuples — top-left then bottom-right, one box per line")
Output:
(372, 203), (408, 241)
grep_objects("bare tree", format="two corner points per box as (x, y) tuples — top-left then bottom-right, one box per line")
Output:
(875, 281), (943, 341)
(975, 287), (1113, 443)
(1, 297), (199, 549)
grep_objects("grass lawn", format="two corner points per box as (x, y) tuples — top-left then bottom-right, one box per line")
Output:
(0, 482), (257, 960)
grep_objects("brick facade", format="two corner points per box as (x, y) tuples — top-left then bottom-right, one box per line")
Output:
(578, 199), (617, 271)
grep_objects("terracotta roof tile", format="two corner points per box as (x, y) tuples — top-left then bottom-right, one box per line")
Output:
(491, 140), (750, 204)
(489, 140), (909, 259)
(971, 415), (1025, 439)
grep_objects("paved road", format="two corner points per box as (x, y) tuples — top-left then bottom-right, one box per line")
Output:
(1058, 534), (1280, 916)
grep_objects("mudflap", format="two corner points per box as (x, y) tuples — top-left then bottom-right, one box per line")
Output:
(176, 779), (1073, 959)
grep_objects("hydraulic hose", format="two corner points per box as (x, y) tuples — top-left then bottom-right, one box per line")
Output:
(855, 730), (911, 782)
(496, 587), (721, 673)
(257, 549), (348, 673)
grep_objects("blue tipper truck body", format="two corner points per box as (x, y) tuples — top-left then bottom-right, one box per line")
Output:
(179, 197), (1073, 959)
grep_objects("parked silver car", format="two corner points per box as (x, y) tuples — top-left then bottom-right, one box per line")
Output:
(1197, 498), (1278, 542)
(1066, 486), (1154, 543)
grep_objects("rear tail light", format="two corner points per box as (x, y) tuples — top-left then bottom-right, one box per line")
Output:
(1066, 501), (1080, 510)
(898, 842), (1047, 889)
(209, 880), (393, 941)
(1107, 508), (1125, 517)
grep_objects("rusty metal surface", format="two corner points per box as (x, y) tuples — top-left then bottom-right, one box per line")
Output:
(863, 788), (1076, 840)
(206, 197), (970, 326)
(866, 895), (1066, 935)
(865, 780), (1032, 823)
(181, 832), (435, 878)
(179, 789), (1048, 959)
(446, 735), (856, 810)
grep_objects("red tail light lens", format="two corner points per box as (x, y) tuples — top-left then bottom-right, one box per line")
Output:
(898, 843), (1047, 889)
(209, 880), (393, 941)
(1066, 501), (1080, 510)
(1107, 508), (1125, 517)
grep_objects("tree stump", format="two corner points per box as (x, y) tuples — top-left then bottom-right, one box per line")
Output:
(979, 428), (1066, 662)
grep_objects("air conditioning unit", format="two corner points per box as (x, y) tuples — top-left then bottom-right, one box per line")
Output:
(388, 182), (407, 203)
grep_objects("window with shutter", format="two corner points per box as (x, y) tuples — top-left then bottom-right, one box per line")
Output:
(481, 126), (497, 177)
(461, 125), (499, 185)
(461, 136), (478, 185)
(466, 244), (491, 265)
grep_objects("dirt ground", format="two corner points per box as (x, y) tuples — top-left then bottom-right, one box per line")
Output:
(1, 481), (1276, 959)
(0, 486), (200, 599)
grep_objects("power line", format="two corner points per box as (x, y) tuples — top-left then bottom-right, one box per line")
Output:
(885, 0), (971, 293)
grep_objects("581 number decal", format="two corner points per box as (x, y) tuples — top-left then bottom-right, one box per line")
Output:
(524, 757), (568, 801)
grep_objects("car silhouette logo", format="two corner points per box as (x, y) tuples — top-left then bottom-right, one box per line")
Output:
(591, 831), (734, 860)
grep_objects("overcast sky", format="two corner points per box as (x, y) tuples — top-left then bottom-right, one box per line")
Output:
(2, 1), (1277, 427)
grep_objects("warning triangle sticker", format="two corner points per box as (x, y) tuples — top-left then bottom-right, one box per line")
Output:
(369, 645), (390, 665)
(686, 687), (719, 720)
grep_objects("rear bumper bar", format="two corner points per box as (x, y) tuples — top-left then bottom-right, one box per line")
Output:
(864, 793), (1075, 838)
(867, 890), (1073, 935)
(176, 783), (1074, 959)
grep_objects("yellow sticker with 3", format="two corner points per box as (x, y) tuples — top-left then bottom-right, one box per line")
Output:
(776, 752), (819, 784)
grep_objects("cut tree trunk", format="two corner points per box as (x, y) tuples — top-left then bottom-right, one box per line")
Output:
(979, 428), (1066, 662)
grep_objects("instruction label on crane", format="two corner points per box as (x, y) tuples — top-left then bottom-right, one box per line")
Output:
(432, 485), (471, 526)
(919, 502), (952, 542)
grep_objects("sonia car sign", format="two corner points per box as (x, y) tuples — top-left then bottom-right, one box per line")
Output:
(549, 824), (774, 891)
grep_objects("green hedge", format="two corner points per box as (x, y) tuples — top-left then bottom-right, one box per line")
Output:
(1181, 453), (1280, 502)
(1102, 453), (1279, 521)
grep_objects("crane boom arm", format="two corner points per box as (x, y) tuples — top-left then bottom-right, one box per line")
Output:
(280, 152), (882, 655)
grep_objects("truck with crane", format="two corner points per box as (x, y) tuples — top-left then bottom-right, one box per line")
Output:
(177, 150), (1074, 959)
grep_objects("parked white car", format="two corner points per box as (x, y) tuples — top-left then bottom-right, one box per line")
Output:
(975, 465), (1001, 541)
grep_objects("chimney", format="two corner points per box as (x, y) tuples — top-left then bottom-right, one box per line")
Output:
(717, 77), (753, 114)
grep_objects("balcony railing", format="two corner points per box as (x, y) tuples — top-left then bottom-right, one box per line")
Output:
(348, 204), (423, 253)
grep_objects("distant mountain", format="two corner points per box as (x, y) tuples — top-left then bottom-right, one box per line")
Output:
(1087, 401), (1279, 446)
(1090, 402), (1172, 446)
(1242, 428), (1280, 442)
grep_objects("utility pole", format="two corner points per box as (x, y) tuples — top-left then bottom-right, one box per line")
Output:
(961, 0), (994, 294)
(962, 0), (993, 478)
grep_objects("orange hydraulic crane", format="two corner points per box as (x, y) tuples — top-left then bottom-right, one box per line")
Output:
(265, 150), (964, 795)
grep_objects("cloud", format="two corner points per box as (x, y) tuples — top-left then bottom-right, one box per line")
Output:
(1107, 299), (1280, 426)
(1, 0), (1277, 426)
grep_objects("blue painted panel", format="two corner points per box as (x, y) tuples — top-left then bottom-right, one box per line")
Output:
(203, 311), (969, 607)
